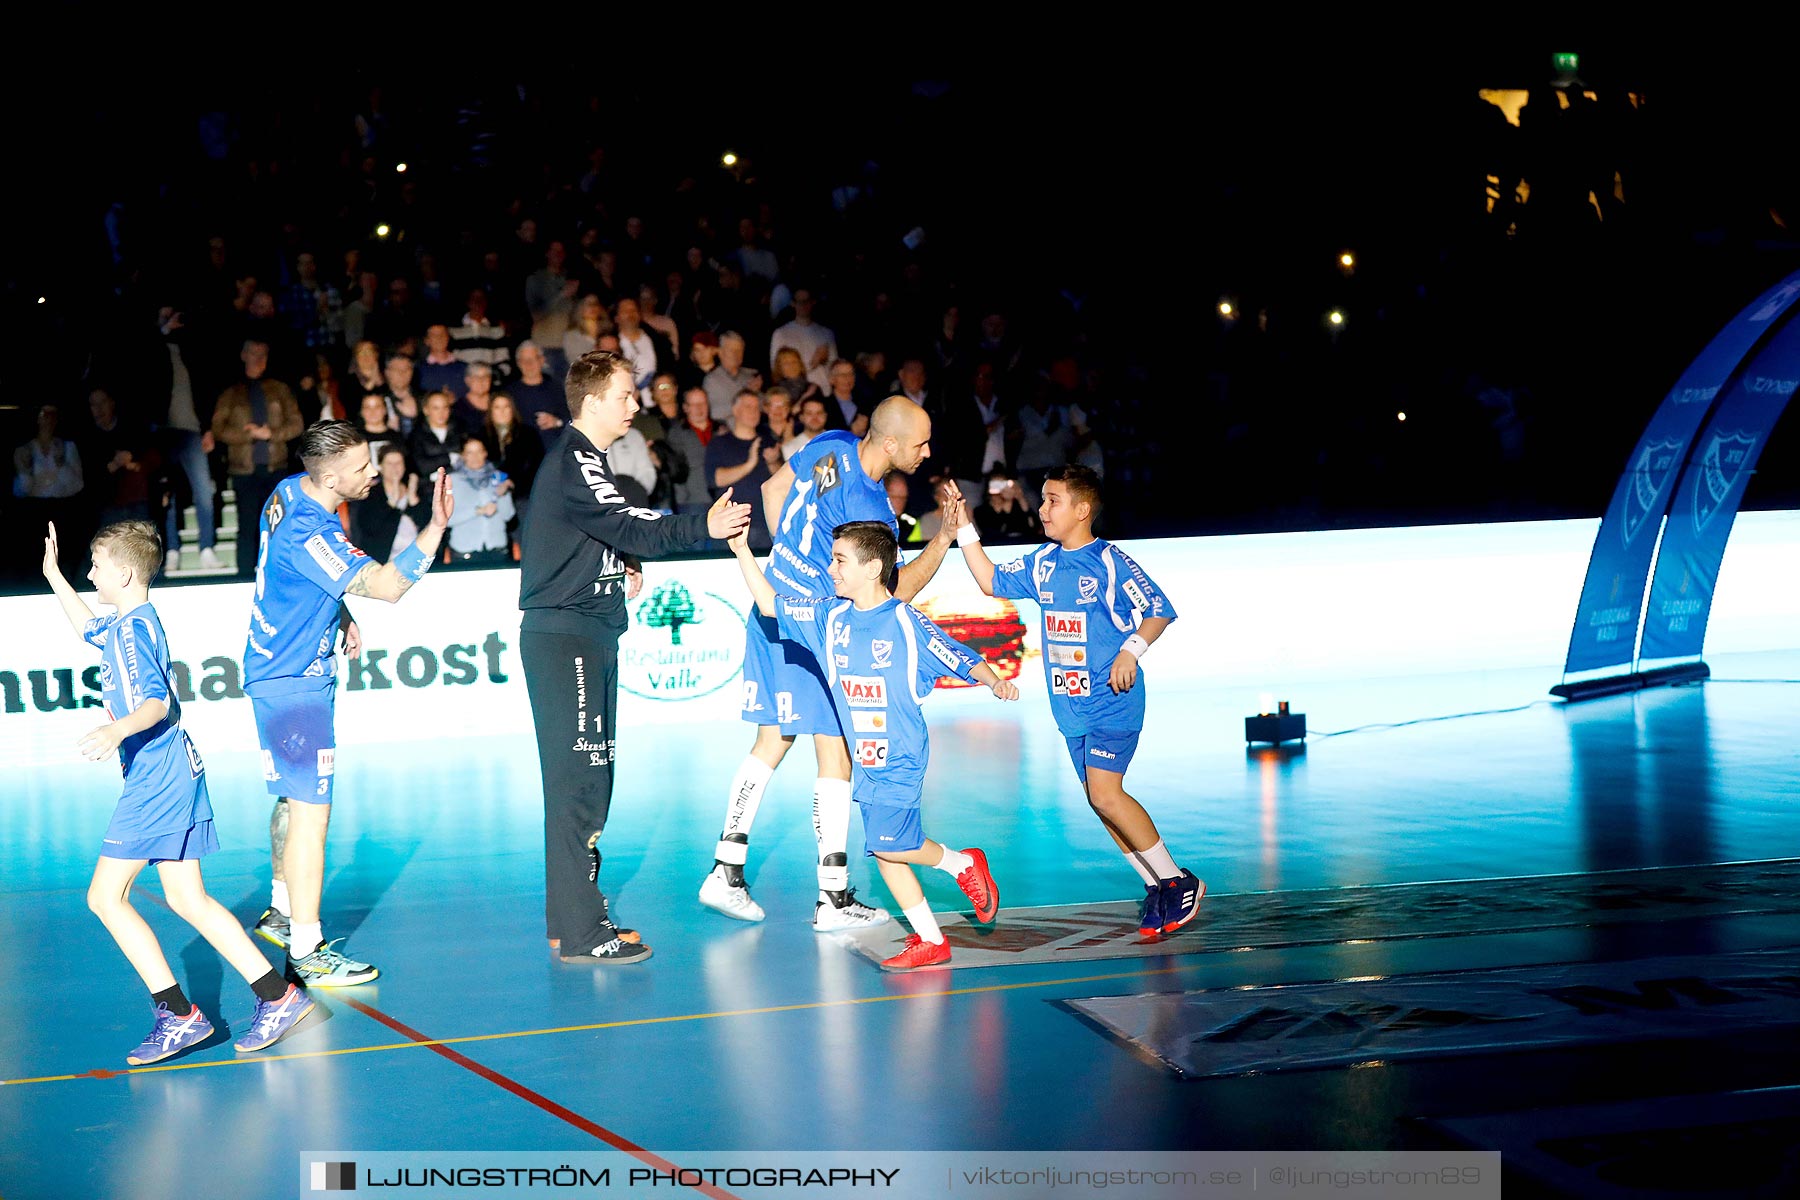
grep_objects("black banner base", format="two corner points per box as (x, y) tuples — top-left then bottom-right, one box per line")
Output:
(1550, 661), (1711, 702)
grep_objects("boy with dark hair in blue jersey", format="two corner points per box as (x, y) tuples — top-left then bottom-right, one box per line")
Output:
(701, 395), (962, 931)
(43, 521), (312, 1063)
(243, 419), (454, 986)
(955, 465), (1204, 937)
(727, 518), (1017, 970)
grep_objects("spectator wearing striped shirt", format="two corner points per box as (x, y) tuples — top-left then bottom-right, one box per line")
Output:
(451, 289), (511, 378)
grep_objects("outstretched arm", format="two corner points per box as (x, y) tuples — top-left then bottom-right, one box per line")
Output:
(894, 484), (964, 602)
(761, 459), (794, 538)
(954, 504), (999, 596)
(969, 660), (1020, 702)
(41, 523), (93, 633)
(727, 527), (776, 618)
(347, 468), (453, 602)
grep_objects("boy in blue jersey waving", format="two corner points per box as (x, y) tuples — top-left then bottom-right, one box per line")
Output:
(43, 521), (312, 1064)
(955, 465), (1204, 937)
(727, 519), (1017, 969)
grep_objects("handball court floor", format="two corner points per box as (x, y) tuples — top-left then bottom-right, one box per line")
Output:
(4, 651), (1799, 1199)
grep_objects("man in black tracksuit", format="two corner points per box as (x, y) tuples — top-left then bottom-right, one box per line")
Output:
(520, 349), (750, 964)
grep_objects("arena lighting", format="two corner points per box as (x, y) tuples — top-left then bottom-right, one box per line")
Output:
(1327, 310), (1345, 327)
(721, 152), (738, 167)
(1339, 251), (1356, 269)
(37, 296), (45, 304)
(394, 162), (407, 173)
(375, 224), (391, 239)
(1397, 411), (1407, 421)
(1246, 697), (1306, 744)
(1218, 299), (1235, 318)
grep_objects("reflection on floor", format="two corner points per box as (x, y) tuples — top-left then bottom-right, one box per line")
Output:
(3, 656), (1798, 1199)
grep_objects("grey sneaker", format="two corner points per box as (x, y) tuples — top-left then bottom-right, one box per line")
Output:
(288, 939), (379, 987)
(253, 907), (291, 950)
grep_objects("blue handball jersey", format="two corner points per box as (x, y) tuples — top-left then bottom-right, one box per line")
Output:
(765, 431), (898, 600)
(244, 473), (373, 697)
(83, 603), (210, 834)
(991, 539), (1176, 735)
(775, 595), (981, 807)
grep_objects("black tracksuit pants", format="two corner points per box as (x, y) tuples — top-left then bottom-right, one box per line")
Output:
(521, 628), (622, 953)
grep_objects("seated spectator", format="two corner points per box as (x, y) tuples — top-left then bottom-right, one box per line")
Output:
(349, 339), (385, 401)
(666, 387), (714, 514)
(891, 357), (931, 408)
(418, 324), (465, 398)
(526, 241), (579, 380)
(682, 330), (720, 392)
(762, 390), (798, 463)
(821, 359), (868, 433)
(348, 443), (431, 564)
(933, 359), (1011, 507)
(298, 351), (347, 426)
(454, 362), (498, 432)
(785, 395), (830, 460)
(356, 392), (403, 467)
(769, 287), (837, 390)
(562, 294), (609, 368)
(446, 435), (516, 565)
(769, 346), (820, 406)
(615, 295), (667, 397)
(408, 390), (468, 481)
(703, 331), (758, 422)
(705, 389), (777, 549)
(884, 472), (924, 544)
(973, 470), (1041, 544)
(645, 437), (686, 512)
(81, 387), (162, 528)
(633, 374), (682, 440)
(508, 341), (569, 449)
(212, 340), (303, 579)
(383, 352), (423, 435)
(282, 251), (342, 351)
(12, 404), (85, 578)
(606, 422), (657, 508)
(452, 288), (511, 378)
(482, 393), (543, 502)
(638, 284), (682, 359)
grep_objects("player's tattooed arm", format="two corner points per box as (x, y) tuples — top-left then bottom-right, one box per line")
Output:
(344, 560), (422, 602)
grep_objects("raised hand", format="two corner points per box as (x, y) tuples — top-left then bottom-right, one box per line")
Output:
(42, 522), (60, 581)
(707, 488), (753, 540)
(430, 467), (455, 530)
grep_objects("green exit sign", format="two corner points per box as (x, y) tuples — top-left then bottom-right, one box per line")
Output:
(1553, 52), (1579, 72)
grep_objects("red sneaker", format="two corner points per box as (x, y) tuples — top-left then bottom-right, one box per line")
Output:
(955, 847), (999, 923)
(880, 933), (953, 971)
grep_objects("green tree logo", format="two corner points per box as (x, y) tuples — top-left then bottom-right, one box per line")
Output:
(641, 580), (701, 644)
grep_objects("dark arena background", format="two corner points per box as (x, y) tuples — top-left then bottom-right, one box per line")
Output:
(2, 42), (1798, 1200)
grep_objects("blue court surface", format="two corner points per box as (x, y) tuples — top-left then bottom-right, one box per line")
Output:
(5, 646), (1800, 1199)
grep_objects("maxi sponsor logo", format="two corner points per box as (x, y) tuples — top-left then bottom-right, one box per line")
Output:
(619, 583), (746, 701)
(1045, 612), (1087, 643)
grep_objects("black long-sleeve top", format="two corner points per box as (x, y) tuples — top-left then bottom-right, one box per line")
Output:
(519, 425), (709, 636)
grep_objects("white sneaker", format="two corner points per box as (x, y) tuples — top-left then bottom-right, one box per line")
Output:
(198, 548), (223, 569)
(698, 865), (765, 922)
(164, 550), (181, 574)
(812, 889), (891, 931)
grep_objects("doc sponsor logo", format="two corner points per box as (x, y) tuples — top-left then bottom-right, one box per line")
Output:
(1051, 668), (1091, 697)
(1046, 643), (1088, 667)
(1045, 612), (1087, 643)
(850, 710), (889, 734)
(841, 675), (887, 707)
(620, 583), (746, 701)
(855, 738), (888, 768)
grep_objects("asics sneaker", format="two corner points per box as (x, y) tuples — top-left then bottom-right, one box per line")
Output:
(288, 940), (379, 987)
(252, 907), (291, 950)
(234, 985), (315, 1053)
(699, 864), (766, 922)
(812, 888), (891, 931)
(1159, 870), (1205, 934)
(127, 1003), (214, 1065)
(953, 848), (999, 923)
(1137, 883), (1165, 937)
(880, 934), (952, 971)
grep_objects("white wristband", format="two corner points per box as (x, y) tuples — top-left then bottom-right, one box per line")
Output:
(1123, 634), (1150, 659)
(956, 524), (981, 547)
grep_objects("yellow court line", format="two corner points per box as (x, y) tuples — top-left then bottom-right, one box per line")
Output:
(2, 960), (1199, 1087)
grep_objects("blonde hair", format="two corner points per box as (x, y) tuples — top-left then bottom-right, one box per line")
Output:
(92, 520), (162, 584)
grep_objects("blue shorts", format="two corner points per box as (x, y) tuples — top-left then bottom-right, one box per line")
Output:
(1064, 729), (1142, 781)
(251, 686), (337, 804)
(859, 800), (924, 857)
(102, 819), (219, 864)
(740, 611), (843, 736)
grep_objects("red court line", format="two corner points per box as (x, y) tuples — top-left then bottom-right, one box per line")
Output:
(130, 884), (735, 1199)
(338, 995), (741, 1200)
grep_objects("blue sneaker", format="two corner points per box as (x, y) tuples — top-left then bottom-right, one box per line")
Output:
(1158, 869), (1206, 934)
(126, 1003), (214, 1065)
(234, 985), (315, 1052)
(1137, 883), (1165, 937)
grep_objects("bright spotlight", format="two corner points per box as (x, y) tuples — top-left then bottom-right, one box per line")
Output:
(395, 162), (408, 173)
(1397, 412), (1407, 422)
(722, 152), (739, 167)
(37, 296), (46, 305)
(1327, 310), (1345, 326)
(375, 224), (391, 239)
(1218, 301), (1234, 317)
(1339, 252), (1355, 268)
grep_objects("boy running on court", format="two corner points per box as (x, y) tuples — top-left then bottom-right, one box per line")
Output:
(728, 519), (1017, 969)
(954, 465), (1204, 936)
(43, 521), (311, 1064)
